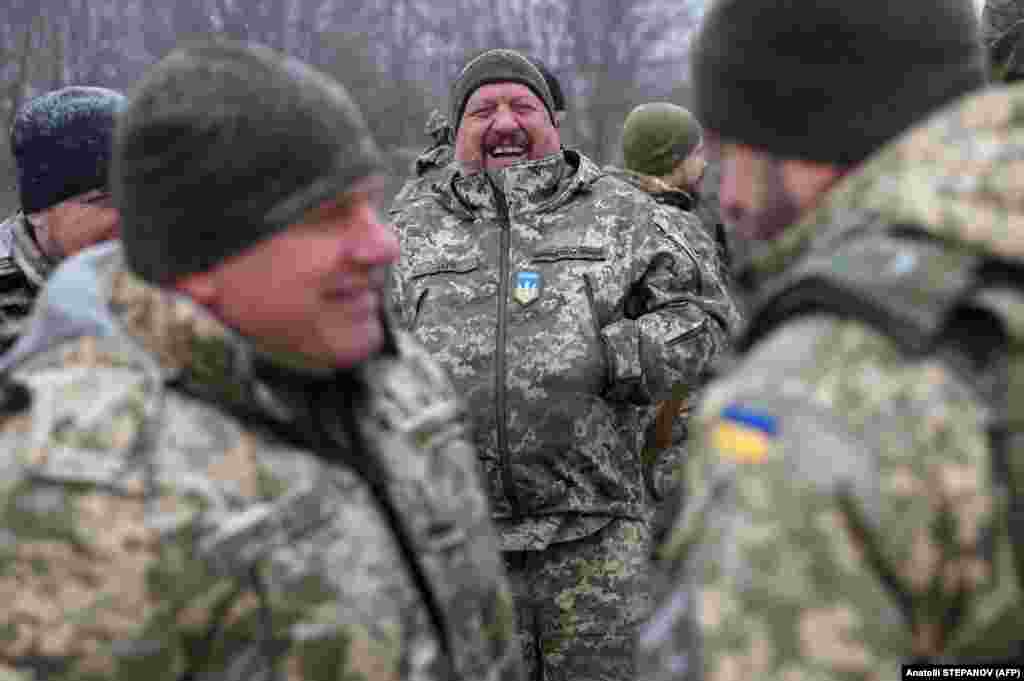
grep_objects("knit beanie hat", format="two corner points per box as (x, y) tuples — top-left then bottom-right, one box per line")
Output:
(11, 86), (126, 214)
(114, 40), (383, 284)
(692, 0), (985, 165)
(622, 103), (703, 177)
(450, 49), (555, 133)
(526, 56), (566, 114)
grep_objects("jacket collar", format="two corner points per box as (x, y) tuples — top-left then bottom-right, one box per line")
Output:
(10, 213), (59, 287)
(436, 149), (603, 219)
(606, 168), (696, 210)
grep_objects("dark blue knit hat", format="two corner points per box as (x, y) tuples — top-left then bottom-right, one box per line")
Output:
(11, 86), (126, 213)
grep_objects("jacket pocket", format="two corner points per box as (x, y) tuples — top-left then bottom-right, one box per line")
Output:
(406, 256), (485, 331)
(666, 315), (708, 347)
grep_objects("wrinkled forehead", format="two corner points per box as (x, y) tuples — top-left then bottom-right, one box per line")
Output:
(465, 82), (543, 109)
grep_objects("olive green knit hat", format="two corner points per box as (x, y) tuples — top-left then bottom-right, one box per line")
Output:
(622, 103), (703, 177)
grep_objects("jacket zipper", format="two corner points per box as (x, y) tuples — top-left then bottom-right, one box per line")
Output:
(493, 186), (517, 518)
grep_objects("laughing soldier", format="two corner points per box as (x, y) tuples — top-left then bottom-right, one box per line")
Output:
(389, 48), (740, 681)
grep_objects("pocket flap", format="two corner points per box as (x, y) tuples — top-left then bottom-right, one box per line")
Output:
(531, 245), (607, 263)
(411, 256), (481, 279)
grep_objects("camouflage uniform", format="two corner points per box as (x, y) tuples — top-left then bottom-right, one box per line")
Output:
(0, 212), (58, 354)
(603, 166), (731, 275)
(641, 84), (1024, 681)
(0, 244), (521, 681)
(390, 149), (740, 681)
(391, 111), (455, 209)
(983, 0), (1024, 82)
(600, 166), (733, 534)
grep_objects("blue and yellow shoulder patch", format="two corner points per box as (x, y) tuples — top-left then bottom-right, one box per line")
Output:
(711, 404), (778, 464)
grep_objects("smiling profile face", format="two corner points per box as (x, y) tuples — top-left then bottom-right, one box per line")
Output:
(453, 82), (561, 172)
(175, 176), (400, 369)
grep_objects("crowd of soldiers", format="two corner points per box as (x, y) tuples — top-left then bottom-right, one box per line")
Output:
(0, 0), (1021, 679)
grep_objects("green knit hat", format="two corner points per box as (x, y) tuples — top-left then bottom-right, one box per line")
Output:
(622, 103), (703, 177)
(114, 39), (383, 284)
(450, 49), (555, 133)
(692, 0), (985, 165)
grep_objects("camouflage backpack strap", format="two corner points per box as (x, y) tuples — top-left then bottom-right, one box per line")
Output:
(739, 224), (982, 356)
(740, 224), (1024, 599)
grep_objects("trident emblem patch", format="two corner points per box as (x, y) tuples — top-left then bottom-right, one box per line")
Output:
(512, 271), (542, 306)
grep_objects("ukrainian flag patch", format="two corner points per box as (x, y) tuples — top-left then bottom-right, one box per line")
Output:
(711, 405), (778, 464)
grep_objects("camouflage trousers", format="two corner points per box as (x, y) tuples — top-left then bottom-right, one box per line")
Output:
(502, 517), (653, 681)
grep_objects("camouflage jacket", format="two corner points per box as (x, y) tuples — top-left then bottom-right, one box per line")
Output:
(983, 0), (1024, 82)
(0, 244), (521, 681)
(604, 166), (732, 276)
(602, 167), (697, 213)
(390, 111), (455, 210)
(390, 150), (740, 539)
(0, 212), (57, 354)
(390, 144), (454, 210)
(641, 85), (1024, 680)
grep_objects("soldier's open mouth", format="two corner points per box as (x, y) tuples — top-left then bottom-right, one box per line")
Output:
(487, 145), (527, 159)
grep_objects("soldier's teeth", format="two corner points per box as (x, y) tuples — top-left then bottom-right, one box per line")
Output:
(491, 146), (525, 156)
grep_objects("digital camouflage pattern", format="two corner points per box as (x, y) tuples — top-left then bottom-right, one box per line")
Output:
(503, 518), (652, 681)
(390, 149), (740, 541)
(0, 212), (57, 354)
(983, 0), (1024, 82)
(0, 245), (521, 681)
(600, 166), (722, 501)
(601, 166), (731, 274)
(641, 84), (1024, 680)
(602, 167), (698, 213)
(390, 111), (455, 210)
(391, 147), (738, 681)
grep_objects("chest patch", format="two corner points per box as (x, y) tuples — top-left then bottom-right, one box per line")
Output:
(512, 270), (542, 306)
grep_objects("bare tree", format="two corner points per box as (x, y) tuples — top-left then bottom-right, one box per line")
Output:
(0, 0), (704, 212)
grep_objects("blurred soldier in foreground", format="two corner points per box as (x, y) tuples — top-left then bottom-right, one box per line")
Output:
(391, 56), (566, 208)
(983, 0), (1024, 82)
(391, 47), (739, 681)
(0, 40), (521, 681)
(0, 86), (125, 353)
(638, 0), (1024, 679)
